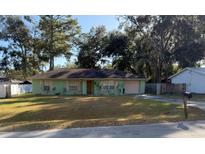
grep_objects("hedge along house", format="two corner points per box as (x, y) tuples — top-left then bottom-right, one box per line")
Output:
(31, 69), (145, 96)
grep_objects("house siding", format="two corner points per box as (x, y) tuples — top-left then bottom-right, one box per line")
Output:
(32, 79), (144, 96)
(52, 80), (65, 95)
(32, 79), (41, 94)
(171, 69), (205, 94)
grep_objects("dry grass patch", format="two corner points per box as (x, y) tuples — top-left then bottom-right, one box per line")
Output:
(0, 94), (205, 131)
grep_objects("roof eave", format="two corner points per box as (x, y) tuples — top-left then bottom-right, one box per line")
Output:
(169, 67), (205, 79)
(30, 77), (146, 80)
(168, 67), (189, 79)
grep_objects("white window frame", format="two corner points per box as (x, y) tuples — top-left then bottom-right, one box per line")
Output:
(100, 80), (116, 91)
(67, 81), (80, 92)
(42, 80), (53, 92)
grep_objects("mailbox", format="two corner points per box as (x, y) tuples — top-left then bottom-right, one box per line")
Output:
(183, 91), (192, 99)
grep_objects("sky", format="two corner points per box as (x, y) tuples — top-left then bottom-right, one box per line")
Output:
(54, 15), (119, 67)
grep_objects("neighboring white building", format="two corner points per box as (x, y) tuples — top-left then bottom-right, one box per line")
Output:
(169, 67), (205, 94)
(0, 77), (32, 98)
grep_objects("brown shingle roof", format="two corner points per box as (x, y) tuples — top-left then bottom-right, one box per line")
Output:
(31, 68), (144, 80)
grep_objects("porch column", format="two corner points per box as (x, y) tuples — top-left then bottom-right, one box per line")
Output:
(82, 80), (87, 95)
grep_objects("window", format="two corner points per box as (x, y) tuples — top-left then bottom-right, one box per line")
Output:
(69, 85), (78, 91)
(44, 86), (50, 91)
(42, 80), (52, 92)
(67, 81), (80, 92)
(100, 81), (116, 91)
(109, 85), (115, 90)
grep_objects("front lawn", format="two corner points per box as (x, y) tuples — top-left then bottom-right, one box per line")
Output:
(0, 94), (205, 131)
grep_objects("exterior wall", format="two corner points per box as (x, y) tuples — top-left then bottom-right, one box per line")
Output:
(32, 79), (145, 96)
(171, 70), (191, 85)
(10, 84), (32, 95)
(32, 80), (41, 94)
(52, 80), (65, 95)
(171, 70), (205, 93)
(0, 82), (32, 98)
(32, 79), (83, 95)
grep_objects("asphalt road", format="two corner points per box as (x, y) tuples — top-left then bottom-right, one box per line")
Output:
(1, 120), (205, 138)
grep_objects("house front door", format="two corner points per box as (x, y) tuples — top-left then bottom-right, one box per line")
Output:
(87, 80), (93, 95)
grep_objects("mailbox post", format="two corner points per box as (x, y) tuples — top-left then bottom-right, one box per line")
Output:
(183, 91), (192, 119)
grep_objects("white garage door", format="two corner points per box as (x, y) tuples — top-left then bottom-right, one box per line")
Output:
(124, 81), (139, 94)
(0, 84), (6, 98)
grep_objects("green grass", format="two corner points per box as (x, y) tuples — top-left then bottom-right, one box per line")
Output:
(0, 94), (205, 131)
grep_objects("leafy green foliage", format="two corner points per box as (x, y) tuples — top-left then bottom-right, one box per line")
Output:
(39, 15), (80, 70)
(0, 16), (42, 79)
(175, 40), (205, 68)
(1, 15), (205, 83)
(76, 26), (107, 68)
(116, 15), (205, 82)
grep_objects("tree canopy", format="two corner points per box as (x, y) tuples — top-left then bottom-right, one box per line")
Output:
(76, 26), (107, 68)
(1, 15), (205, 83)
(115, 15), (205, 82)
(38, 15), (80, 70)
(0, 16), (41, 79)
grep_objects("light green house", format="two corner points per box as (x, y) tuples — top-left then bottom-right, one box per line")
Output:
(31, 68), (145, 96)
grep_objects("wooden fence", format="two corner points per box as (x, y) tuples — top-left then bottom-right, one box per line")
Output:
(145, 83), (186, 95)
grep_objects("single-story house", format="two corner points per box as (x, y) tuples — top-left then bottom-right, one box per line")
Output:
(169, 67), (205, 94)
(0, 77), (32, 98)
(31, 68), (145, 96)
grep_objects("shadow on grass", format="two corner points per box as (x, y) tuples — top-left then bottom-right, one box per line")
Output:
(1, 95), (205, 133)
(0, 95), (82, 106)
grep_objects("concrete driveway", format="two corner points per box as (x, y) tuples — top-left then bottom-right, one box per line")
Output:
(1, 120), (205, 138)
(136, 95), (205, 111)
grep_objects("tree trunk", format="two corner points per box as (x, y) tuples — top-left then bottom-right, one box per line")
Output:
(156, 67), (161, 83)
(22, 50), (27, 80)
(49, 55), (54, 71)
(155, 56), (162, 83)
(49, 16), (54, 71)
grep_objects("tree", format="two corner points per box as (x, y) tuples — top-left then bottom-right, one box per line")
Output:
(0, 16), (40, 79)
(103, 31), (134, 73)
(76, 26), (107, 68)
(103, 29), (152, 77)
(118, 15), (205, 82)
(175, 40), (205, 68)
(39, 15), (80, 70)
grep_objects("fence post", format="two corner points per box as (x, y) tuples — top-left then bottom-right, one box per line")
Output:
(6, 82), (11, 98)
(156, 83), (161, 95)
(183, 97), (188, 119)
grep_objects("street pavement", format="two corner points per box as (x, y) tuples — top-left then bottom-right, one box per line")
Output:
(1, 120), (205, 138)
